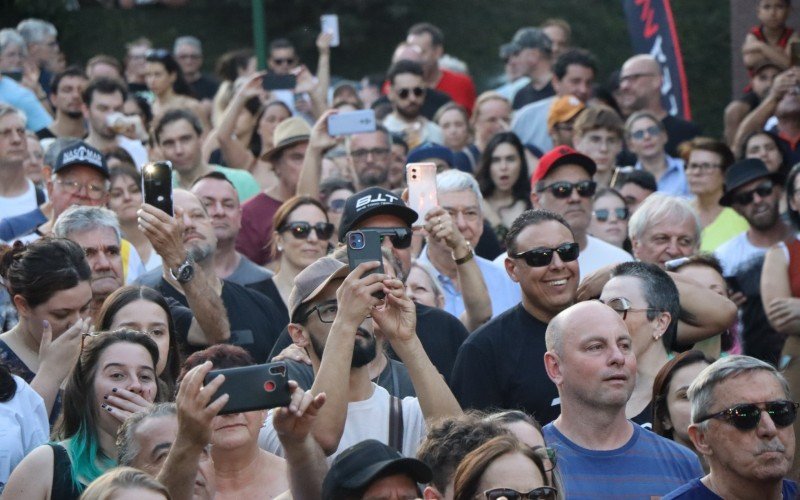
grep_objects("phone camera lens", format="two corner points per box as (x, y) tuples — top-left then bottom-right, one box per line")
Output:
(412, 175), (417, 180)
(348, 231), (365, 250)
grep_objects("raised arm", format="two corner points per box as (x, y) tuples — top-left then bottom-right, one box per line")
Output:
(310, 32), (333, 119)
(669, 271), (738, 345)
(373, 276), (462, 421)
(762, 244), (800, 335)
(208, 73), (268, 171)
(733, 68), (798, 152)
(296, 109), (339, 198)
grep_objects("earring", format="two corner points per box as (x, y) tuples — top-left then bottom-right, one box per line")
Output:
(277, 245), (283, 252)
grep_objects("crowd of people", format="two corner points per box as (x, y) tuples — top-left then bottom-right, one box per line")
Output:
(1, 2), (800, 498)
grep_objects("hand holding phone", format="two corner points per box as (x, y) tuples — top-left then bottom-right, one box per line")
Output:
(142, 161), (174, 216)
(327, 109), (377, 136)
(203, 362), (292, 415)
(346, 229), (386, 299)
(320, 14), (340, 47)
(406, 163), (438, 225)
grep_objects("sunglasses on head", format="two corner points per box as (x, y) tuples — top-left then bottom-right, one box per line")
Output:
(376, 227), (413, 249)
(594, 207), (629, 222)
(397, 87), (425, 99)
(537, 180), (597, 199)
(279, 221), (334, 240)
(696, 400), (799, 431)
(482, 487), (558, 500)
(511, 242), (579, 267)
(732, 181), (774, 206)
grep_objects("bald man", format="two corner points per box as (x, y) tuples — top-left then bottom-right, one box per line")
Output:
(542, 301), (703, 499)
(617, 54), (701, 156)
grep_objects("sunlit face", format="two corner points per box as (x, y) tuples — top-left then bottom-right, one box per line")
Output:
(618, 58), (660, 115)
(108, 174), (143, 224)
(211, 407), (266, 450)
(69, 227), (124, 301)
(349, 131), (391, 187)
(109, 300), (171, 376)
(0, 113), (28, 167)
(438, 108), (470, 151)
(85, 90), (124, 140)
(390, 73), (426, 120)
(0, 42), (24, 72)
(174, 190), (217, 263)
(489, 142), (522, 193)
(49, 165), (109, 218)
(93, 342), (158, 432)
(16, 281), (92, 343)
(192, 178), (241, 243)
(158, 118), (203, 173)
(554, 64), (594, 102)
(627, 116), (666, 159)
(475, 452), (547, 496)
(52, 75), (87, 118)
(574, 128), (622, 174)
(745, 133), (783, 173)
(276, 203), (330, 270)
(406, 31), (440, 71)
(438, 189), (483, 247)
(632, 215), (698, 268)
(685, 150), (725, 197)
(589, 193), (629, 248)
(258, 103), (291, 148)
(664, 361), (709, 447)
(533, 164), (593, 235)
(145, 61), (176, 96)
(405, 265), (443, 308)
(474, 99), (511, 145)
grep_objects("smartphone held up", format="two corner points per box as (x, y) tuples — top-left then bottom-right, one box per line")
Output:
(203, 362), (292, 415)
(406, 162), (438, 226)
(142, 161), (173, 216)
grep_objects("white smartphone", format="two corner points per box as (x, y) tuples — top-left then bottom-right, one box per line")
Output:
(406, 163), (438, 226)
(327, 109), (376, 136)
(321, 14), (340, 47)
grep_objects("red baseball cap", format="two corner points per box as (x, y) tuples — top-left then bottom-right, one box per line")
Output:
(531, 145), (597, 186)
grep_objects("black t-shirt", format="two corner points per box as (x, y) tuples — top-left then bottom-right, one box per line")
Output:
(631, 400), (653, 429)
(189, 73), (220, 101)
(146, 276), (284, 362)
(267, 302), (468, 384)
(282, 356), (416, 398)
(736, 252), (785, 365)
(450, 304), (560, 424)
(662, 115), (702, 157)
(512, 81), (555, 110)
(36, 128), (55, 140)
(247, 278), (289, 329)
(372, 88), (452, 121)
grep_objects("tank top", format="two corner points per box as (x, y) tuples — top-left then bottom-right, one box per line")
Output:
(784, 236), (800, 298)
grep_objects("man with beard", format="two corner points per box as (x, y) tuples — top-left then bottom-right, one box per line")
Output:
(617, 54), (701, 157)
(736, 67), (800, 166)
(259, 255), (461, 459)
(715, 158), (791, 364)
(664, 356), (797, 499)
(136, 189), (284, 361)
(543, 301), (703, 498)
(382, 60), (444, 149)
(52, 206), (125, 321)
(36, 67), (87, 140)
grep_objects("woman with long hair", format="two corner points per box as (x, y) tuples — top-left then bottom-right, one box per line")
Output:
(145, 49), (206, 129)
(4, 329), (162, 499)
(107, 164), (161, 271)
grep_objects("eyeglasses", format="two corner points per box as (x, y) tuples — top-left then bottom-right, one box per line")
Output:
(328, 199), (346, 213)
(376, 227), (413, 249)
(302, 300), (339, 324)
(350, 147), (390, 162)
(537, 180), (597, 199)
(482, 487), (558, 500)
(511, 242), (579, 267)
(594, 207), (629, 222)
(629, 125), (661, 141)
(685, 162), (722, 173)
(55, 178), (107, 200)
(397, 87), (425, 99)
(271, 57), (296, 66)
(695, 400), (799, 431)
(146, 48), (171, 60)
(279, 221), (335, 240)
(532, 446), (557, 472)
(732, 181), (774, 206)
(602, 296), (659, 321)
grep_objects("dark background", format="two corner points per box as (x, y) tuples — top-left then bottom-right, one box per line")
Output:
(4, 0), (731, 136)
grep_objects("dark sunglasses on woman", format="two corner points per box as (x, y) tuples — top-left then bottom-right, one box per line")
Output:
(280, 221), (335, 240)
(482, 486), (558, 500)
(511, 242), (580, 267)
(594, 207), (629, 222)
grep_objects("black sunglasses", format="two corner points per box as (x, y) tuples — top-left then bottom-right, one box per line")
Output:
(537, 180), (597, 199)
(483, 487), (558, 500)
(271, 57), (296, 65)
(594, 207), (629, 222)
(696, 400), (799, 431)
(512, 242), (579, 267)
(732, 181), (774, 206)
(376, 227), (413, 249)
(279, 221), (334, 240)
(397, 87), (425, 99)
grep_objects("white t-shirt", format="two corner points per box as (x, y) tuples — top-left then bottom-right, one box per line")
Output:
(0, 179), (39, 222)
(714, 232), (766, 276)
(117, 136), (148, 170)
(258, 383), (427, 460)
(0, 375), (49, 494)
(492, 235), (633, 279)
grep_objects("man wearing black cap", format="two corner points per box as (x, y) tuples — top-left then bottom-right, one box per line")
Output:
(322, 439), (432, 500)
(715, 158), (792, 364)
(508, 27), (555, 110)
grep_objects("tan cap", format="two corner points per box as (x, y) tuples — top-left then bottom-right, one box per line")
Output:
(288, 256), (349, 322)
(260, 117), (311, 162)
(547, 94), (585, 131)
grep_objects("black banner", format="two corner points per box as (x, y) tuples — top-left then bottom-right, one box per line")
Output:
(622, 0), (692, 120)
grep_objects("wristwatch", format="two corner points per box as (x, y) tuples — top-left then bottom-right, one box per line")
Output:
(453, 242), (474, 265)
(169, 256), (195, 284)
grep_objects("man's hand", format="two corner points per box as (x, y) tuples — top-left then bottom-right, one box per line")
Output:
(316, 32), (333, 56)
(235, 71), (269, 102)
(175, 361), (228, 447)
(308, 109), (339, 153)
(273, 381), (326, 445)
(272, 344), (312, 365)
(335, 262), (387, 326)
(424, 207), (468, 253)
(767, 297), (800, 335)
(372, 277), (417, 346)
(768, 68), (800, 102)
(138, 203), (188, 269)
(576, 264), (615, 301)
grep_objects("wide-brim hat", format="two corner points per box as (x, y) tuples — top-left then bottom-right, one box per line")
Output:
(260, 117), (311, 162)
(719, 158), (783, 207)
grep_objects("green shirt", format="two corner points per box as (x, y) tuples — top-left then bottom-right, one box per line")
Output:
(173, 164), (260, 203)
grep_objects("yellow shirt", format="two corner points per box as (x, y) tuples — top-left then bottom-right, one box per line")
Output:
(700, 207), (749, 253)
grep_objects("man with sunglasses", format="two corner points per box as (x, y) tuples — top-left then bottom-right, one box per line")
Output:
(383, 60), (443, 149)
(542, 301), (703, 499)
(268, 38), (299, 75)
(663, 355), (797, 499)
(715, 158), (791, 365)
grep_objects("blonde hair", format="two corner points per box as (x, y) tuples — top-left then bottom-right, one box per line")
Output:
(80, 467), (170, 500)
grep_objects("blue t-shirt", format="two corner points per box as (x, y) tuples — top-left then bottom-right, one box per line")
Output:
(0, 77), (53, 132)
(662, 477), (798, 499)
(543, 421), (703, 499)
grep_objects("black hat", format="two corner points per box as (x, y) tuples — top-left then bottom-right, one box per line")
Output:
(322, 440), (432, 500)
(53, 141), (109, 178)
(719, 158), (782, 207)
(338, 187), (418, 242)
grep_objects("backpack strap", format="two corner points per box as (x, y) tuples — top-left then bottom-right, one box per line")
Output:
(388, 395), (404, 453)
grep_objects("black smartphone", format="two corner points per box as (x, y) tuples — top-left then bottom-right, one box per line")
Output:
(724, 275), (741, 294)
(346, 229), (385, 298)
(1, 70), (23, 82)
(203, 362), (292, 415)
(142, 161), (173, 216)
(262, 73), (297, 90)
